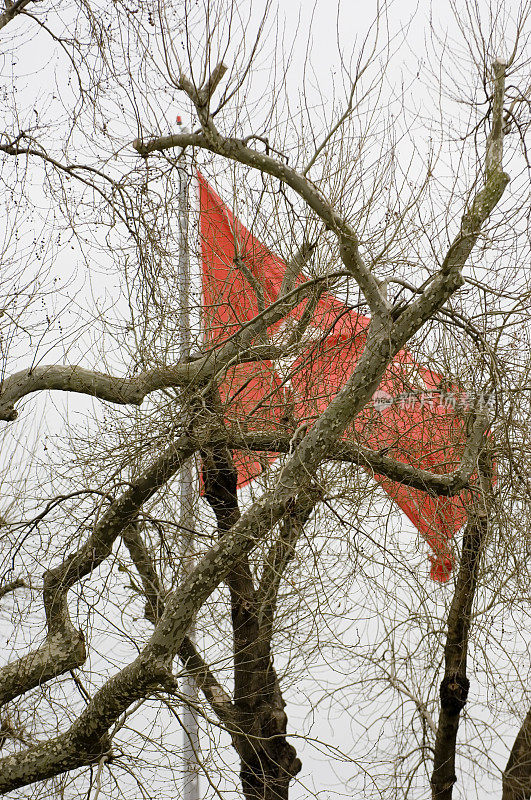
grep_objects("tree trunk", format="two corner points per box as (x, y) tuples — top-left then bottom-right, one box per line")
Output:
(430, 455), (492, 800)
(503, 708), (531, 800)
(202, 431), (301, 800)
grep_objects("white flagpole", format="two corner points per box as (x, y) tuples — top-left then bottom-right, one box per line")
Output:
(177, 132), (200, 800)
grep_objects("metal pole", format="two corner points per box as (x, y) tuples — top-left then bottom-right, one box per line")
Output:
(177, 163), (200, 800)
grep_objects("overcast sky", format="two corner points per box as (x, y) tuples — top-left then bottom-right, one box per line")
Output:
(1, 1), (529, 798)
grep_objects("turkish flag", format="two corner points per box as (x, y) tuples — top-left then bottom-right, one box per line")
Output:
(198, 173), (468, 581)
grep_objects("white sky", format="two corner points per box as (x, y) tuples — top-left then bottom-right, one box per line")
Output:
(1, 1), (529, 799)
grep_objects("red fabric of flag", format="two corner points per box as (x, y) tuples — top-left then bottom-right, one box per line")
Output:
(198, 173), (468, 581)
(199, 173), (289, 483)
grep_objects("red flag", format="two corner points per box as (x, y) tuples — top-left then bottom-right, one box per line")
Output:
(199, 172), (289, 483)
(198, 173), (468, 581)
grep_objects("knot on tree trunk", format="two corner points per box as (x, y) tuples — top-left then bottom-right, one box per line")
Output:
(238, 698), (301, 800)
(71, 731), (113, 765)
(241, 740), (302, 800)
(259, 704), (288, 737)
(440, 673), (470, 714)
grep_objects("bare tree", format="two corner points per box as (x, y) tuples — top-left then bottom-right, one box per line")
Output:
(0, 1), (530, 799)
